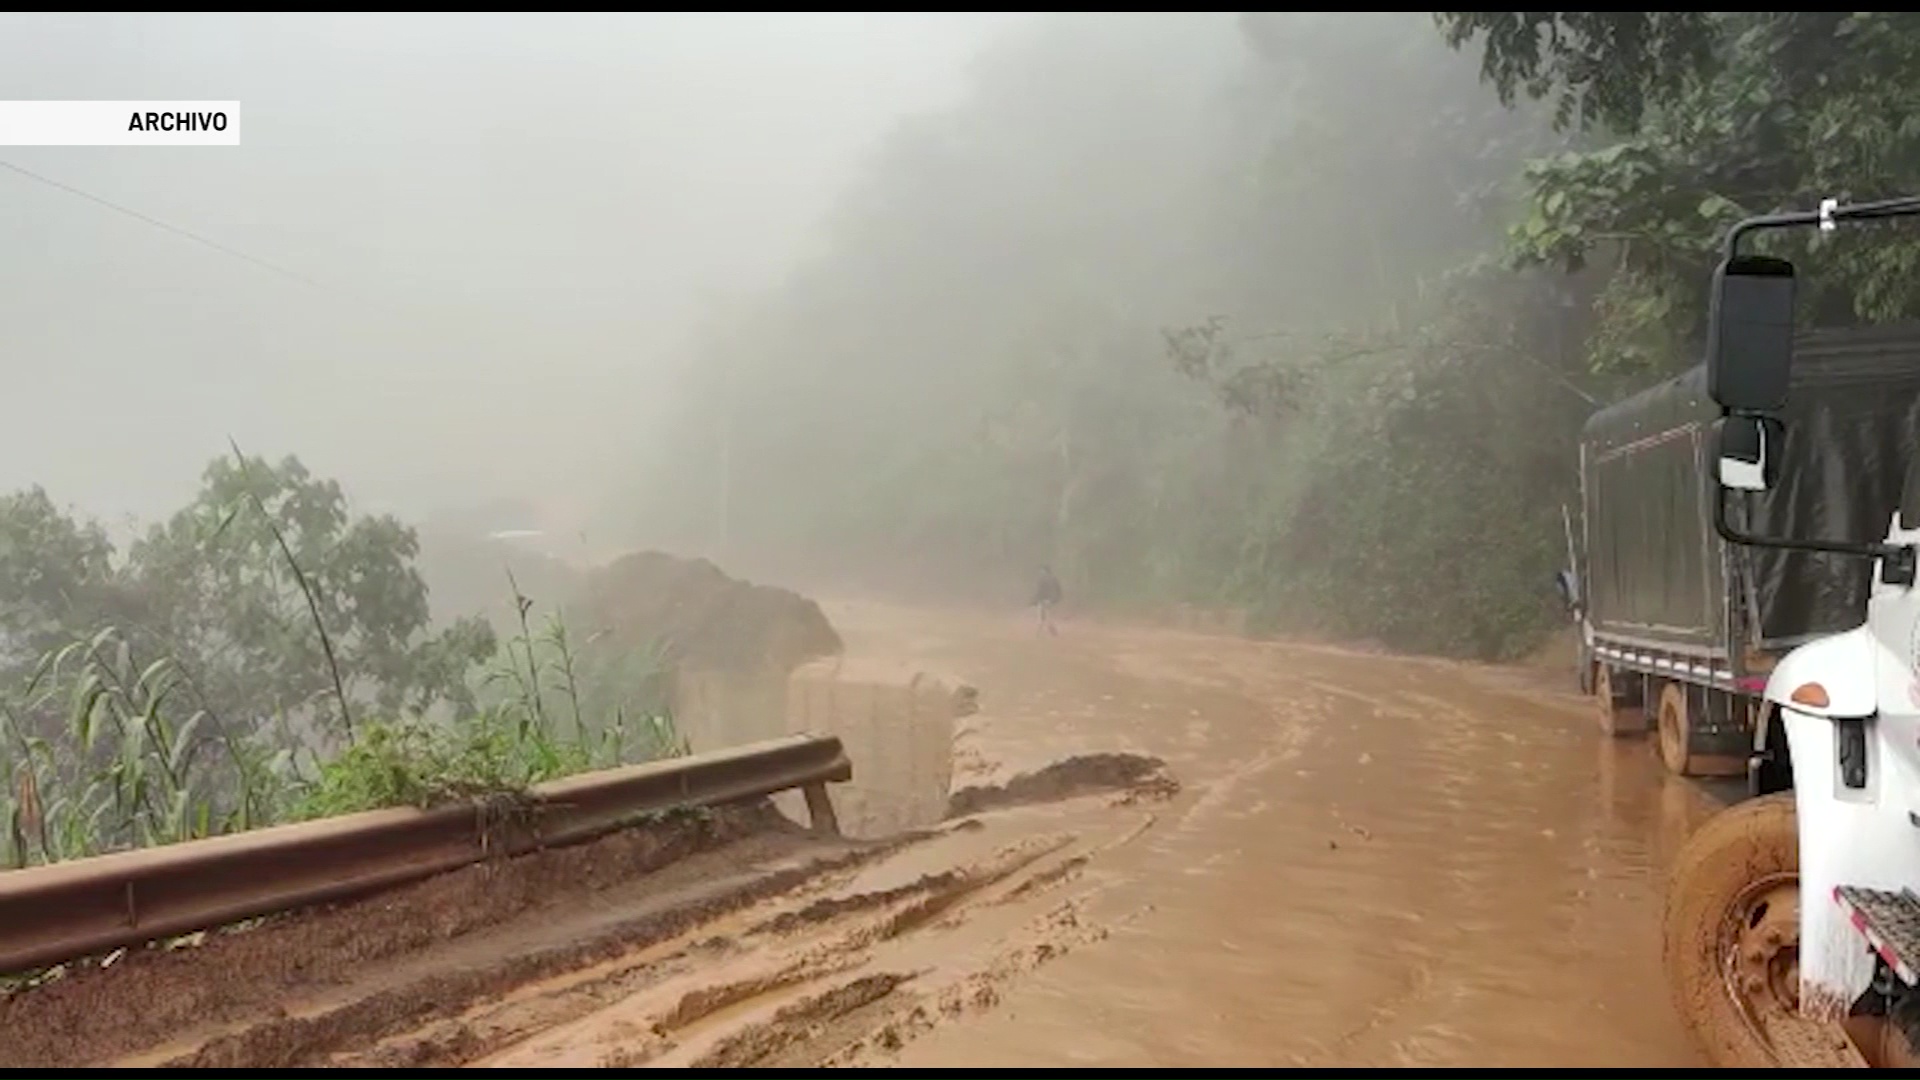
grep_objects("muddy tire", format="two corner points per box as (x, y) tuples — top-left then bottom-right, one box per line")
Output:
(1656, 681), (1693, 775)
(1663, 794), (1861, 1067)
(1595, 663), (1647, 738)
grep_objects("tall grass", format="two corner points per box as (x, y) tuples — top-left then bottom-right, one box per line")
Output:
(294, 585), (686, 821)
(0, 588), (684, 869)
(0, 628), (300, 867)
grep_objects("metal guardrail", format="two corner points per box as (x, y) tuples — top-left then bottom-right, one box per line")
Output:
(0, 733), (851, 977)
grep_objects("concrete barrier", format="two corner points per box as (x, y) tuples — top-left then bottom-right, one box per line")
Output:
(781, 657), (976, 838)
(674, 658), (978, 840)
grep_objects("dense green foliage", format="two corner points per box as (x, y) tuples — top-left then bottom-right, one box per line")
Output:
(1, 456), (496, 739)
(1433, 13), (1717, 134)
(0, 456), (679, 867)
(1445, 11), (1920, 373)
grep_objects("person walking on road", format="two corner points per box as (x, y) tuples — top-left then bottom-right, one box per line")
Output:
(1032, 564), (1063, 637)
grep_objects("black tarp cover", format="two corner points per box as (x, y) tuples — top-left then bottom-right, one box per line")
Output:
(1581, 323), (1920, 654)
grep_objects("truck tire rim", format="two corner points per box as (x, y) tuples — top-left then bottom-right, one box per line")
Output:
(1717, 872), (1801, 1060)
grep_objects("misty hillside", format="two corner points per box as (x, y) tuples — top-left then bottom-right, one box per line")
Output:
(623, 12), (1591, 657)
(9, 11), (1920, 670)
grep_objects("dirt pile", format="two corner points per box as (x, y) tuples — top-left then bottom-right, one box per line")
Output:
(946, 753), (1179, 818)
(568, 552), (843, 675)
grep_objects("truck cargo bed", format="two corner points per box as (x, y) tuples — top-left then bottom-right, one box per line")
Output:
(1581, 323), (1920, 660)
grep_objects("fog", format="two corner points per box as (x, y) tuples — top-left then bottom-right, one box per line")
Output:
(0, 11), (1611, 660)
(616, 11), (1593, 660)
(0, 12), (1017, 531)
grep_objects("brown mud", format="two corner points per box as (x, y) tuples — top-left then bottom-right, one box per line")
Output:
(0, 601), (1722, 1068)
(947, 752), (1179, 817)
(0, 806), (796, 1068)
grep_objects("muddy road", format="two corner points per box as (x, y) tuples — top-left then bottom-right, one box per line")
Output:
(0, 603), (1720, 1068)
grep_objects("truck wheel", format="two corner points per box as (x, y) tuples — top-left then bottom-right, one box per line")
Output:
(1657, 681), (1693, 775)
(1664, 794), (1863, 1067)
(1595, 663), (1646, 737)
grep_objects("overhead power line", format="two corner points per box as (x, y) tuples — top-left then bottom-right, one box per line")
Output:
(0, 158), (341, 295)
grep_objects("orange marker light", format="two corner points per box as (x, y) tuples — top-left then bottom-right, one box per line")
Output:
(1790, 682), (1831, 709)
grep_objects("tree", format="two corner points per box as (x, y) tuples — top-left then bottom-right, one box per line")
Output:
(1433, 12), (1718, 133)
(1442, 12), (1920, 374)
(0, 488), (123, 670)
(122, 453), (496, 739)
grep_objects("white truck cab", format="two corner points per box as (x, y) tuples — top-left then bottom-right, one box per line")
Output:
(1667, 195), (1920, 1068)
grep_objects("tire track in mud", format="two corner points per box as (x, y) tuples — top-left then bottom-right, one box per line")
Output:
(68, 751), (1179, 1071)
(447, 831), (1124, 1068)
(140, 835), (925, 1069)
(7, 806), (792, 1070)
(441, 751), (1178, 1071)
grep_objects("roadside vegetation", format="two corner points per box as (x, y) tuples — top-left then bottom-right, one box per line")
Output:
(0, 450), (683, 869)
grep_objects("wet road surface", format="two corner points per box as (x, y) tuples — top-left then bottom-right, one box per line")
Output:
(817, 599), (1720, 1060)
(829, 603), (1722, 1067)
(0, 602), (1723, 1068)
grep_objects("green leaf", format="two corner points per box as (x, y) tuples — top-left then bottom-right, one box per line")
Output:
(168, 712), (206, 776)
(1697, 194), (1739, 220)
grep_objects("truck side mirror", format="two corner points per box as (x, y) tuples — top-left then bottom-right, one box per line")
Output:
(1706, 254), (1796, 413)
(1713, 414), (1782, 492)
